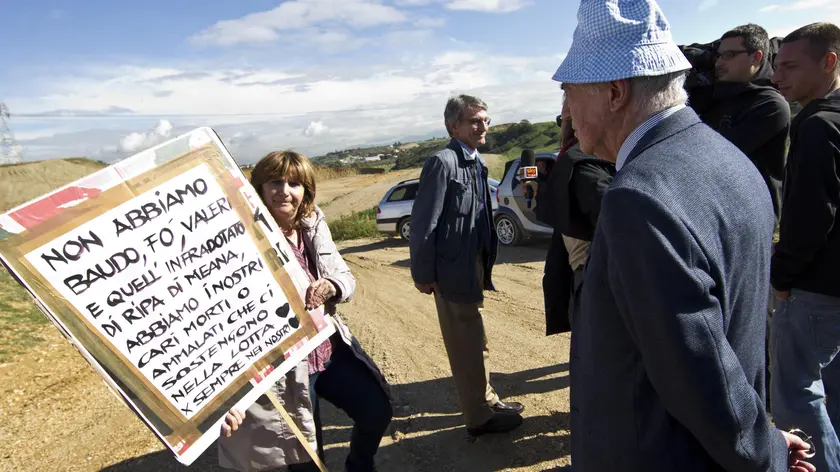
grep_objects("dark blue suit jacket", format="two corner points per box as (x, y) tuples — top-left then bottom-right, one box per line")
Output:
(571, 108), (788, 471)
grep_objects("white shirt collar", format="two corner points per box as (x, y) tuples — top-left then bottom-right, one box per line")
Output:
(615, 104), (685, 171)
(456, 139), (478, 159)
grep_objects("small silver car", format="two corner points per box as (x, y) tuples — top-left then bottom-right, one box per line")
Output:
(376, 178), (499, 241)
(494, 151), (558, 246)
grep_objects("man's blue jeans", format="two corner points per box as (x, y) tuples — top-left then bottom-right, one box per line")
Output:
(771, 289), (840, 472)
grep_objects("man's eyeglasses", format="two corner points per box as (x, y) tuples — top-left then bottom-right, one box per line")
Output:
(468, 117), (491, 127)
(716, 50), (752, 61)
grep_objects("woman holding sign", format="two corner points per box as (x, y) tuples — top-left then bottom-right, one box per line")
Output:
(217, 151), (393, 472)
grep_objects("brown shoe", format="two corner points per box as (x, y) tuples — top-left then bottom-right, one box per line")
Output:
(467, 411), (523, 437)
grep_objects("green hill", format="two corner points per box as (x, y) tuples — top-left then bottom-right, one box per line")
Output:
(391, 120), (562, 170)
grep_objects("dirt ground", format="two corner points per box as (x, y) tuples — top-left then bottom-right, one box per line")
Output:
(316, 169), (422, 220)
(0, 157), (571, 472)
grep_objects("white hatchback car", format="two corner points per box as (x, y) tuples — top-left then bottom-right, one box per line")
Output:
(493, 151), (558, 246)
(376, 178), (499, 241)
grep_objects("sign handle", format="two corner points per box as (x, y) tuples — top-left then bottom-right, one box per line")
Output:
(265, 390), (329, 472)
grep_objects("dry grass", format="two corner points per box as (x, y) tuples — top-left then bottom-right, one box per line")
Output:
(0, 158), (364, 213)
(0, 265), (48, 363)
(329, 207), (379, 241)
(0, 158), (108, 213)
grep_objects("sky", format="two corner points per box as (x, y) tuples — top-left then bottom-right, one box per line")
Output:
(0, 0), (837, 164)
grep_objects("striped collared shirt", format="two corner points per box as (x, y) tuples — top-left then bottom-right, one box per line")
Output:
(616, 104), (686, 171)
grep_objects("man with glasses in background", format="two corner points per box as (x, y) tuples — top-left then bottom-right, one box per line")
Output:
(410, 94), (525, 437)
(701, 24), (790, 220)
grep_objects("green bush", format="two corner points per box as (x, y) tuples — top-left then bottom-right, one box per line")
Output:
(330, 208), (380, 242)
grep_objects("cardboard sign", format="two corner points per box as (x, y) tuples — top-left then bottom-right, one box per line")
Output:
(0, 128), (334, 465)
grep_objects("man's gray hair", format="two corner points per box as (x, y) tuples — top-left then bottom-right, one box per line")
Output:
(629, 71), (689, 115)
(444, 94), (488, 132)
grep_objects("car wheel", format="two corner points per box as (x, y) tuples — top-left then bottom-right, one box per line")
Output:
(398, 217), (411, 241)
(495, 214), (522, 246)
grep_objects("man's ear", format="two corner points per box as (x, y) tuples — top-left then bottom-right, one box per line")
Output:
(752, 50), (764, 68)
(824, 51), (839, 74)
(608, 79), (632, 113)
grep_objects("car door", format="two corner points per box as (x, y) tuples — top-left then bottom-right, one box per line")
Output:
(385, 183), (418, 222)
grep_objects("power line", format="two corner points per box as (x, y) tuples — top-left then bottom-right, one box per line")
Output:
(0, 102), (24, 164)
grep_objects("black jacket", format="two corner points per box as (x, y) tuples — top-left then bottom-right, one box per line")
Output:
(771, 88), (840, 296)
(698, 60), (791, 218)
(537, 142), (615, 335)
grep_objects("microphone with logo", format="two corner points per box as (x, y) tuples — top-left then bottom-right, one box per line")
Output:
(519, 149), (539, 209)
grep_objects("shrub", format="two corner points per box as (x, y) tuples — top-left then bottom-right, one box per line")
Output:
(329, 208), (380, 241)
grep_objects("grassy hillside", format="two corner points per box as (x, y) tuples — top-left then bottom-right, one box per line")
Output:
(391, 120), (561, 170)
(241, 165), (365, 183)
(0, 158), (109, 213)
(392, 137), (451, 170)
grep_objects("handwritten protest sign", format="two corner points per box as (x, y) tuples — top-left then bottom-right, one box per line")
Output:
(0, 128), (334, 465)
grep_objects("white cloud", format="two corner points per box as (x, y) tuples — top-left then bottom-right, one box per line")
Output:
(698, 0), (719, 11)
(446, 0), (529, 12)
(414, 17), (446, 28)
(393, 0), (530, 11)
(14, 51), (566, 163)
(118, 119), (174, 153)
(765, 8), (840, 37)
(383, 29), (435, 45)
(190, 0), (407, 47)
(760, 0), (834, 12)
(303, 121), (330, 137)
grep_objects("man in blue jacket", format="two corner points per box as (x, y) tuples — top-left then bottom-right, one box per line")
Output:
(551, 1), (814, 471)
(409, 94), (524, 437)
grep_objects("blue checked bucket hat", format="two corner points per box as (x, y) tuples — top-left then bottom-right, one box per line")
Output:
(552, 0), (691, 83)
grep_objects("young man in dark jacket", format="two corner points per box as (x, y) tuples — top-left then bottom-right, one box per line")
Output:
(701, 24), (790, 219)
(770, 22), (840, 472)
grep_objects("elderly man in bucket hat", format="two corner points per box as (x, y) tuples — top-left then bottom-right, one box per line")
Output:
(553, 1), (815, 471)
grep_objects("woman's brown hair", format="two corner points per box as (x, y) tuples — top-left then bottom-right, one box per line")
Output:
(250, 151), (317, 229)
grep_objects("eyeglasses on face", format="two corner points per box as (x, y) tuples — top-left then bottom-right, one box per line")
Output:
(716, 50), (752, 61)
(467, 117), (491, 127)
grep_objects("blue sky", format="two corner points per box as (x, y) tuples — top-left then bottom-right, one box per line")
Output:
(0, 0), (836, 163)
